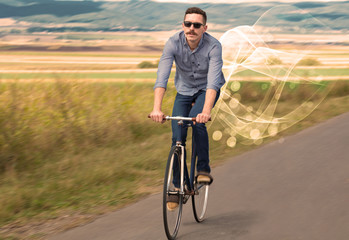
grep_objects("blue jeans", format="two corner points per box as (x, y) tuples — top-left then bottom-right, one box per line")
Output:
(171, 90), (220, 187)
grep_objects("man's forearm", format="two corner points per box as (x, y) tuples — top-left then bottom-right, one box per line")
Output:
(153, 87), (166, 111)
(202, 89), (217, 114)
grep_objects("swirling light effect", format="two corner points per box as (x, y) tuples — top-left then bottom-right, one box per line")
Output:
(209, 5), (337, 148)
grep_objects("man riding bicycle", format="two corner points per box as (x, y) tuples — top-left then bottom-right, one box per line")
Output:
(149, 7), (225, 210)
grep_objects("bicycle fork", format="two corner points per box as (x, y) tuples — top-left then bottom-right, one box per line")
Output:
(177, 143), (186, 195)
(177, 142), (194, 204)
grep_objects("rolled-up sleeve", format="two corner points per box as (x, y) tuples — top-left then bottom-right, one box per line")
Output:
(154, 39), (175, 90)
(206, 42), (225, 91)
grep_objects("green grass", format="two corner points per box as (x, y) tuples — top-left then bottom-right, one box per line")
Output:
(0, 51), (161, 58)
(312, 53), (349, 56)
(0, 80), (349, 239)
(1, 68), (348, 80)
(292, 68), (349, 76)
(232, 68), (349, 77)
(0, 72), (174, 80)
(0, 73), (142, 80)
(0, 81), (176, 218)
(0, 62), (139, 70)
(56, 34), (154, 41)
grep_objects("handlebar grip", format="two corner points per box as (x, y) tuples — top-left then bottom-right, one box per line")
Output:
(147, 114), (166, 120)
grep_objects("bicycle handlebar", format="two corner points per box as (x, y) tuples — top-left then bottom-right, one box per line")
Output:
(164, 116), (196, 121)
(148, 115), (211, 121)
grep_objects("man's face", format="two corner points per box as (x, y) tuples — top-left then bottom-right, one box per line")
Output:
(182, 13), (207, 44)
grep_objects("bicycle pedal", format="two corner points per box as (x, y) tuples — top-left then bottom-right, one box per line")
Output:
(185, 189), (195, 195)
(183, 195), (190, 204)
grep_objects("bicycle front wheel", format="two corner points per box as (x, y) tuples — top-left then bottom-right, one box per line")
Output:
(192, 177), (209, 222)
(163, 146), (183, 240)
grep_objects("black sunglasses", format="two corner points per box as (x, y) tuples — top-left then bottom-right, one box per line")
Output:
(183, 21), (204, 29)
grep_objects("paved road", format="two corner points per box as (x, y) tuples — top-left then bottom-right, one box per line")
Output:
(51, 112), (349, 240)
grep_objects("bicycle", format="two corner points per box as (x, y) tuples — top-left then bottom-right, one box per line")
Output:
(160, 116), (210, 240)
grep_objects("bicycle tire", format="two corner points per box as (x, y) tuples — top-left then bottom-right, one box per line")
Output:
(163, 146), (183, 239)
(192, 168), (209, 223)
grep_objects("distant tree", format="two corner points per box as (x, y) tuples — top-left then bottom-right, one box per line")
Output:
(266, 56), (283, 65)
(10, 29), (21, 34)
(137, 61), (158, 68)
(297, 57), (321, 66)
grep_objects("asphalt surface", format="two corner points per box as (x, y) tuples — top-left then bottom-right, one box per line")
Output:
(50, 112), (349, 240)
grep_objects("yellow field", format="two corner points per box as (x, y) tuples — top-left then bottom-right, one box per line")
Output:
(1, 31), (348, 74)
(1, 32), (348, 85)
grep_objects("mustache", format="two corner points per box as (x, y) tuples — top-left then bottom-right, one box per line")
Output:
(186, 31), (197, 35)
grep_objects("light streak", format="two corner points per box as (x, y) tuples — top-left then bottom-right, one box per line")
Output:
(209, 5), (339, 148)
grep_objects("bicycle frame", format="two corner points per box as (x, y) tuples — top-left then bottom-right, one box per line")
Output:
(167, 116), (197, 196)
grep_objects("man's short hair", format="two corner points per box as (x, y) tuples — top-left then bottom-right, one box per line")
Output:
(184, 7), (207, 25)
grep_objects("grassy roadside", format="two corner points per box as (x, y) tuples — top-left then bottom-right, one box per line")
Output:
(0, 72), (171, 80)
(0, 51), (161, 58)
(0, 81), (175, 232)
(1, 65), (349, 80)
(0, 80), (349, 239)
(0, 63), (141, 71)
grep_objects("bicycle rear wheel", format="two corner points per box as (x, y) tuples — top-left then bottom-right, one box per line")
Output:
(163, 146), (183, 240)
(192, 171), (209, 223)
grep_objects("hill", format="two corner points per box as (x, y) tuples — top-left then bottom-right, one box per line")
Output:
(0, 0), (348, 33)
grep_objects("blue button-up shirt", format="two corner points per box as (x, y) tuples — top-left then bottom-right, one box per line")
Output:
(154, 31), (225, 96)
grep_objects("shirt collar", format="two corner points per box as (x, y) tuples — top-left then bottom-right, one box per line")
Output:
(181, 31), (206, 52)
(197, 33), (205, 49)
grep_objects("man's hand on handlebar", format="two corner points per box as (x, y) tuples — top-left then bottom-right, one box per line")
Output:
(196, 112), (211, 123)
(149, 110), (166, 123)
